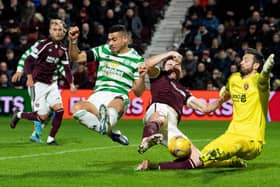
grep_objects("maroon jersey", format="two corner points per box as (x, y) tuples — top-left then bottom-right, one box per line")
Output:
(24, 38), (73, 85)
(149, 71), (192, 116)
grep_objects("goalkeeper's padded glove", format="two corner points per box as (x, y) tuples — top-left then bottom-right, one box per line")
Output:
(219, 86), (227, 98)
(262, 54), (275, 75)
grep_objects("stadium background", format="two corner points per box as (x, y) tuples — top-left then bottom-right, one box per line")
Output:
(0, 0), (279, 121)
(0, 1), (280, 186)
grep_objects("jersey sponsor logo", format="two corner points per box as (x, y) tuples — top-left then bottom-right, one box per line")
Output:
(46, 56), (60, 64)
(232, 94), (247, 103)
(103, 65), (124, 77)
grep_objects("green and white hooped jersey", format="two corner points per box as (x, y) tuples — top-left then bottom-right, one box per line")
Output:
(91, 44), (144, 96)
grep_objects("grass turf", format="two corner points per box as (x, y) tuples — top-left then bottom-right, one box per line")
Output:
(0, 117), (279, 187)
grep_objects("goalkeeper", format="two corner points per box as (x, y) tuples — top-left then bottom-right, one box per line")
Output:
(200, 48), (275, 167)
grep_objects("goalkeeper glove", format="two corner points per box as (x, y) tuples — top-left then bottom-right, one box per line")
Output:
(262, 54), (275, 75)
(219, 86), (227, 98)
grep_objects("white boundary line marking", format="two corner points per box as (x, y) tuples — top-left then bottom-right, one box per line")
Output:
(0, 139), (210, 161)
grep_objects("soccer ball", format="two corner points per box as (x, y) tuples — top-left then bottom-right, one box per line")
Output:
(168, 136), (191, 158)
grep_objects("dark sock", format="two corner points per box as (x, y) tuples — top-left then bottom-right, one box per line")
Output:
(21, 112), (41, 122)
(159, 158), (196, 170)
(50, 109), (64, 138)
(142, 121), (160, 138)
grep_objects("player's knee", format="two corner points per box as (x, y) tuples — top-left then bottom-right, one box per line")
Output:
(72, 101), (84, 113)
(38, 114), (49, 121)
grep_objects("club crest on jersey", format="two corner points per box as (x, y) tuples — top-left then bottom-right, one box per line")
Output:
(244, 83), (249, 90)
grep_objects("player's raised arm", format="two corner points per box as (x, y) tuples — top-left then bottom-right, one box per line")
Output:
(68, 26), (87, 63)
(145, 51), (181, 69)
(144, 51), (182, 78)
(131, 62), (147, 97)
(261, 54), (275, 78)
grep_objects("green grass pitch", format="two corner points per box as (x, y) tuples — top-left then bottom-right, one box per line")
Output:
(0, 117), (279, 187)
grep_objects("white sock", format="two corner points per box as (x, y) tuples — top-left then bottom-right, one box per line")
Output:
(17, 112), (22, 118)
(73, 110), (101, 132)
(108, 107), (118, 127)
(47, 136), (54, 143)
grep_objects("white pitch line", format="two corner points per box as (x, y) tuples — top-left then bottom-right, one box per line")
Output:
(0, 139), (210, 161)
(0, 145), (135, 161)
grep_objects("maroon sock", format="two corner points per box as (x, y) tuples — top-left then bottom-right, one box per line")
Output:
(159, 158), (196, 170)
(142, 121), (160, 138)
(50, 109), (64, 138)
(21, 112), (41, 122)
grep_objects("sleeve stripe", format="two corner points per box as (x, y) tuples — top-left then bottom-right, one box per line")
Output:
(61, 60), (69, 65)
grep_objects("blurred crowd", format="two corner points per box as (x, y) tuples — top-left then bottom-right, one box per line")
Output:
(0, 0), (168, 89)
(0, 0), (280, 91)
(172, 0), (280, 91)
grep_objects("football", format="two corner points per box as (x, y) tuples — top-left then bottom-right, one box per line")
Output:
(168, 136), (191, 158)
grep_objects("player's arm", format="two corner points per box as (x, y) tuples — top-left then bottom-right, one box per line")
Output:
(132, 59), (147, 97)
(68, 26), (87, 63)
(12, 50), (29, 82)
(132, 77), (146, 97)
(186, 87), (230, 113)
(61, 50), (76, 91)
(186, 96), (223, 113)
(145, 51), (182, 78)
(12, 42), (40, 82)
(259, 54), (275, 89)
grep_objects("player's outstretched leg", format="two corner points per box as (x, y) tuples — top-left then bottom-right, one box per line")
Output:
(200, 148), (225, 163)
(10, 110), (20, 129)
(203, 157), (247, 168)
(138, 121), (163, 154)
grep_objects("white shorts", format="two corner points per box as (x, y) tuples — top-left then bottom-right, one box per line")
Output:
(144, 102), (188, 146)
(32, 82), (62, 115)
(87, 91), (129, 115)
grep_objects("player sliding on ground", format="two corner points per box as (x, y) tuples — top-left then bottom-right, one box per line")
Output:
(137, 48), (275, 170)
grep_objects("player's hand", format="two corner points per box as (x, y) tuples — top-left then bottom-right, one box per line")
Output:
(11, 72), (23, 82)
(68, 26), (80, 42)
(26, 74), (34, 87)
(169, 51), (182, 63)
(138, 62), (148, 79)
(70, 83), (77, 93)
(262, 54), (275, 74)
